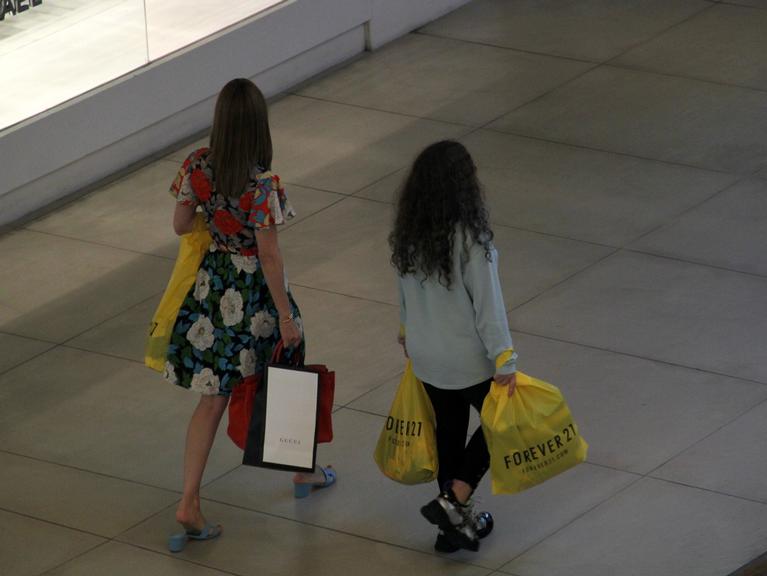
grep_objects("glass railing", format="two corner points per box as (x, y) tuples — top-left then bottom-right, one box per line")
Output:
(0, 0), (284, 132)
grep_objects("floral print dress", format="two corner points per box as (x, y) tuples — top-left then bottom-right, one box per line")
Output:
(164, 147), (303, 396)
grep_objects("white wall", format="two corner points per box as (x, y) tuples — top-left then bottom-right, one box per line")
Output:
(0, 0), (469, 228)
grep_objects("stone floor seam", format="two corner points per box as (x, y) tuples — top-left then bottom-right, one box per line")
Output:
(509, 247), (621, 312)
(484, 126), (737, 176)
(0, 448), (184, 494)
(622, 177), (747, 248)
(36, 541), (113, 576)
(645, 395), (767, 480)
(497, 473), (647, 570)
(509, 329), (767, 388)
(600, 3), (718, 68)
(413, 30), (601, 64)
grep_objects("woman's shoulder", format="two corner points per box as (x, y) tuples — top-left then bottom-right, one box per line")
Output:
(460, 229), (497, 262)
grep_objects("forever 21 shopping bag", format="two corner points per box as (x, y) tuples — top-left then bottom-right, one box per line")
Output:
(145, 214), (211, 372)
(374, 361), (438, 484)
(481, 372), (588, 494)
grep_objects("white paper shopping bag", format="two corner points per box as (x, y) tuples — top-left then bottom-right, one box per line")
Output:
(242, 364), (320, 472)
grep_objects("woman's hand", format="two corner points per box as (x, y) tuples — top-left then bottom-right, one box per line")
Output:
(495, 372), (517, 397)
(280, 318), (302, 348)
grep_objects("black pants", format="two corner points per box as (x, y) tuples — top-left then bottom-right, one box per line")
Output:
(422, 378), (492, 492)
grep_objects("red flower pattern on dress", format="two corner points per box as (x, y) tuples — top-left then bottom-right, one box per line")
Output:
(239, 191), (253, 212)
(191, 169), (212, 201)
(213, 210), (243, 236)
(170, 148), (293, 253)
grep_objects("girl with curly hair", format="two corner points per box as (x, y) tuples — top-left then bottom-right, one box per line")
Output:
(390, 140), (517, 553)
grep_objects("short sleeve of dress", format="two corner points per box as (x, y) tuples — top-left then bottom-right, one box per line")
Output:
(169, 148), (212, 206)
(248, 172), (296, 230)
(169, 155), (196, 206)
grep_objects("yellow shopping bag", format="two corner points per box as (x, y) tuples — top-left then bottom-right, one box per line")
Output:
(144, 214), (211, 372)
(481, 372), (588, 494)
(374, 361), (438, 484)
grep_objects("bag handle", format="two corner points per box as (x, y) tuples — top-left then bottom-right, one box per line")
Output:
(270, 340), (302, 367)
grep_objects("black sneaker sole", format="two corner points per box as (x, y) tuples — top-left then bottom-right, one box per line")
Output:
(434, 533), (460, 553)
(420, 500), (479, 552)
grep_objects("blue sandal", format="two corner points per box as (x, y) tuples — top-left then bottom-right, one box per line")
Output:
(293, 466), (337, 499)
(168, 523), (222, 553)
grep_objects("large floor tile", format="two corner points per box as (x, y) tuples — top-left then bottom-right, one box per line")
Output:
(502, 478), (767, 576)
(268, 95), (468, 194)
(282, 196), (611, 310)
(345, 372), (402, 415)
(654, 400), (767, 502)
(282, 184), (346, 228)
(464, 130), (735, 246)
(616, 4), (767, 91)
(511, 251), (767, 383)
(354, 167), (406, 203)
(480, 226), (614, 309)
(630, 179), (767, 276)
(420, 0), (709, 62)
(0, 347), (241, 490)
(0, 333), (53, 374)
(509, 334), (767, 474)
(46, 542), (231, 576)
(0, 451), (177, 537)
(290, 285), (402, 405)
(203, 408), (638, 570)
(297, 34), (593, 126)
(491, 66), (767, 174)
(67, 294), (160, 363)
(27, 160), (181, 259)
(0, 230), (173, 342)
(0, 509), (104, 576)
(120, 498), (492, 576)
(281, 197), (397, 305)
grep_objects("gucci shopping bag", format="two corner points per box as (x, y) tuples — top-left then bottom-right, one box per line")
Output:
(229, 343), (334, 450)
(242, 352), (320, 473)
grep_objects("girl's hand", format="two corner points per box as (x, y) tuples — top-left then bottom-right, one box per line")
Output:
(495, 372), (517, 397)
(280, 319), (302, 348)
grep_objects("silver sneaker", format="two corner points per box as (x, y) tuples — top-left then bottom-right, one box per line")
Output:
(420, 490), (480, 551)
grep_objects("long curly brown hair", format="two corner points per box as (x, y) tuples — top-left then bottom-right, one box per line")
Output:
(389, 140), (493, 288)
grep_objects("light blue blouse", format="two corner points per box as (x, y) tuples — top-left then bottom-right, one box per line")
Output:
(398, 229), (517, 390)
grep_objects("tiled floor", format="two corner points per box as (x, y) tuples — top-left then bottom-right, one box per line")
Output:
(2, 1), (767, 575)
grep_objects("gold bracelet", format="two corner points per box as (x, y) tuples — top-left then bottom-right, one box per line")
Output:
(280, 313), (294, 325)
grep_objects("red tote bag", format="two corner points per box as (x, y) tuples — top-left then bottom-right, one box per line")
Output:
(306, 362), (334, 443)
(227, 343), (334, 449)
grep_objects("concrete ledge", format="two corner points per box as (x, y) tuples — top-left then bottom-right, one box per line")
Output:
(0, 0), (469, 228)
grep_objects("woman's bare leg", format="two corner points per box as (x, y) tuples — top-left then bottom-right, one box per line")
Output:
(176, 394), (228, 529)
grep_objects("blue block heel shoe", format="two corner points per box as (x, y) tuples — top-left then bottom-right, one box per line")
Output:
(167, 523), (222, 553)
(293, 466), (337, 499)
